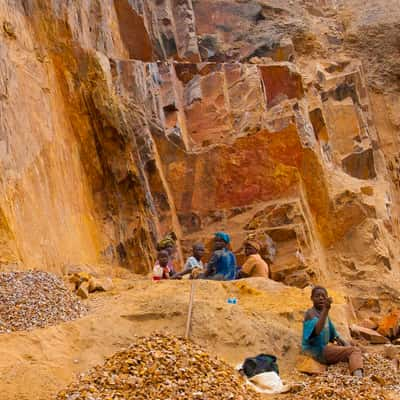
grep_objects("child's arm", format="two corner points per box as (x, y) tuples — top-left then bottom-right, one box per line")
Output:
(313, 297), (332, 336)
(171, 268), (191, 279)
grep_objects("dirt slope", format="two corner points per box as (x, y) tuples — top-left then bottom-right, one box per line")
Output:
(0, 279), (348, 400)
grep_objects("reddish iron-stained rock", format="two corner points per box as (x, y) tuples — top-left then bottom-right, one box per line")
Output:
(259, 64), (304, 108)
(377, 310), (400, 339)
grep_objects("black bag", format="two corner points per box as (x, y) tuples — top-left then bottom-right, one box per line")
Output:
(242, 354), (279, 378)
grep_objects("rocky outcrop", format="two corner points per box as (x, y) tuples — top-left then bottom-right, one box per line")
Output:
(0, 0), (399, 310)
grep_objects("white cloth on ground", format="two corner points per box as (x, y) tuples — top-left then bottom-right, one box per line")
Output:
(247, 371), (289, 394)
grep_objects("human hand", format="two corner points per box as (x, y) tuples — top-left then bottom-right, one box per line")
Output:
(324, 297), (333, 310)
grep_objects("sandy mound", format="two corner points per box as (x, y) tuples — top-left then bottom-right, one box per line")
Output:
(56, 333), (262, 400)
(0, 270), (87, 332)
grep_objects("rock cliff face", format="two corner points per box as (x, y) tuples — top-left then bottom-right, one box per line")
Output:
(0, 1), (399, 310)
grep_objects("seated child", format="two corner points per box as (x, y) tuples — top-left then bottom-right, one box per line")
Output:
(172, 243), (205, 279)
(302, 286), (363, 377)
(153, 250), (172, 281)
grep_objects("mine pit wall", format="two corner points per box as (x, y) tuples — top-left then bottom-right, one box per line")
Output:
(0, 0), (398, 310)
(0, 1), (161, 273)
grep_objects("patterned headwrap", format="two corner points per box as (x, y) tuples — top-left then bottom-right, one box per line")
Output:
(157, 232), (176, 250)
(215, 231), (230, 244)
(245, 239), (262, 252)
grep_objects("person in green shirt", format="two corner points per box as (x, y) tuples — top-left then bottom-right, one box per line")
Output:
(302, 286), (363, 377)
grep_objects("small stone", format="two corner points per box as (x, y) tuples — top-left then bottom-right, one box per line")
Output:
(77, 282), (89, 299)
(296, 355), (326, 375)
(371, 374), (387, 386)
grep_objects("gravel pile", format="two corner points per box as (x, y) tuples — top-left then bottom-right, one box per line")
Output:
(289, 353), (400, 400)
(0, 270), (87, 332)
(56, 334), (262, 400)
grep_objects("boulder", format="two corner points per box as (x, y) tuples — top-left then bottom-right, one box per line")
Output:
(296, 355), (326, 375)
(350, 324), (389, 344)
(359, 318), (378, 331)
(88, 277), (113, 293)
(377, 310), (400, 339)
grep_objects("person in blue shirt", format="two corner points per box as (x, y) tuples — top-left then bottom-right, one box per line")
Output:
(203, 232), (237, 281)
(302, 286), (363, 377)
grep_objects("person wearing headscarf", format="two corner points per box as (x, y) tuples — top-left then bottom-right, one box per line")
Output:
(156, 232), (177, 275)
(203, 232), (237, 281)
(238, 239), (269, 278)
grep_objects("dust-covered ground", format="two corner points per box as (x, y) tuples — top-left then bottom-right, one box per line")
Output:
(0, 277), (350, 400)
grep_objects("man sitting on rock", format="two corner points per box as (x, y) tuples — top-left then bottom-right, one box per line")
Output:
(202, 232), (237, 281)
(302, 286), (363, 377)
(238, 239), (269, 279)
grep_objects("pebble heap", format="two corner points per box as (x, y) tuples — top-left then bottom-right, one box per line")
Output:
(56, 334), (262, 400)
(289, 353), (400, 400)
(0, 270), (87, 332)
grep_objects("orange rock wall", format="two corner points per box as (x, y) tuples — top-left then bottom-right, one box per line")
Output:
(0, 0), (399, 305)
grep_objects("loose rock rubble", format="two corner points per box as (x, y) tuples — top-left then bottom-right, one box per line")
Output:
(68, 272), (113, 299)
(56, 334), (262, 400)
(0, 270), (87, 333)
(287, 353), (400, 400)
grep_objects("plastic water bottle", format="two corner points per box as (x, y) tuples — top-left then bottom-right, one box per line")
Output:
(227, 297), (238, 304)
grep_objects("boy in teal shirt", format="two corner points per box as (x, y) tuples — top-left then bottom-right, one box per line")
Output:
(302, 286), (363, 377)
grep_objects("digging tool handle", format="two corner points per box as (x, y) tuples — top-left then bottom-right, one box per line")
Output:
(185, 281), (195, 339)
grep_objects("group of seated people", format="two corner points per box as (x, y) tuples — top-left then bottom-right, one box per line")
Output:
(152, 231), (270, 281)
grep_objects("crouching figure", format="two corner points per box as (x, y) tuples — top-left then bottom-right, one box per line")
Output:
(302, 286), (363, 377)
